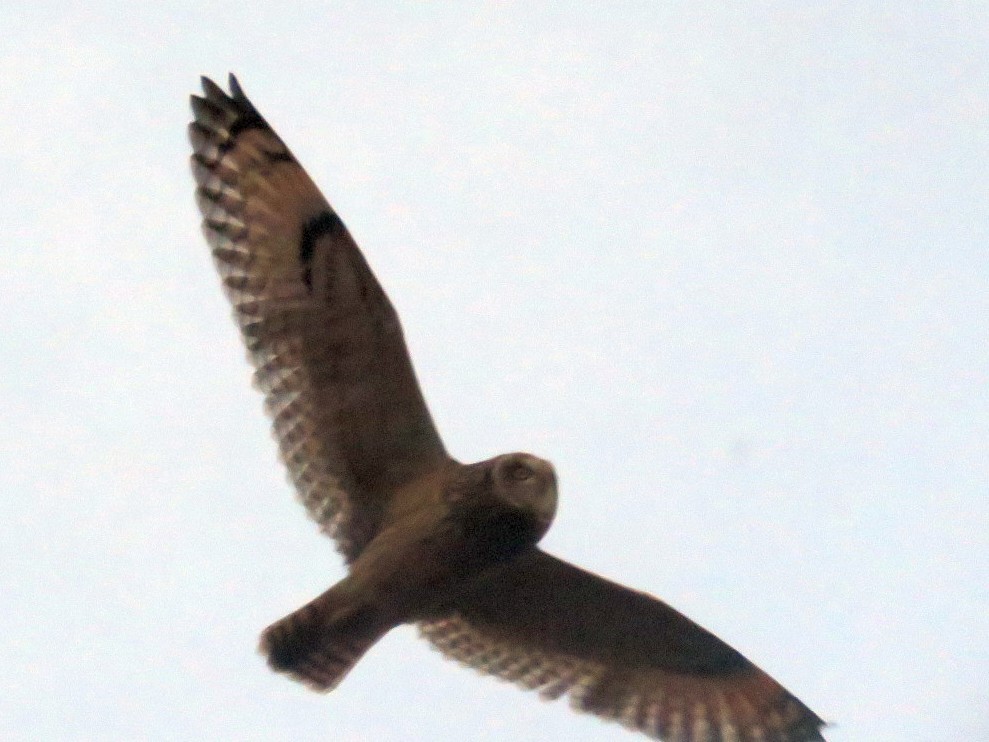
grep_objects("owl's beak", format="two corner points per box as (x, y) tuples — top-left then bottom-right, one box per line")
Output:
(534, 469), (558, 528)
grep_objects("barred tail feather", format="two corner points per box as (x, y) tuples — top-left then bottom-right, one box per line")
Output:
(259, 588), (393, 692)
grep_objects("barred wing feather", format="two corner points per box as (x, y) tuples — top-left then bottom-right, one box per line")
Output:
(189, 75), (447, 561)
(421, 550), (824, 742)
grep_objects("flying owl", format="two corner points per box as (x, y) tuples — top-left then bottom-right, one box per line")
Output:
(188, 74), (825, 742)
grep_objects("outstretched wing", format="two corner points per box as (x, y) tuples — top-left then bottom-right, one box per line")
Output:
(420, 549), (825, 742)
(189, 75), (448, 561)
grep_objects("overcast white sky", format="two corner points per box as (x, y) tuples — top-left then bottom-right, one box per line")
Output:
(2, 3), (987, 741)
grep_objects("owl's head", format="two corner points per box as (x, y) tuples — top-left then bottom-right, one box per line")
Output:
(490, 453), (558, 535)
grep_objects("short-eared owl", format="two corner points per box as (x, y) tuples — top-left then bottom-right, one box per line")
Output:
(188, 74), (824, 742)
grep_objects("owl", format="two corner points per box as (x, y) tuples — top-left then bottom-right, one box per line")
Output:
(189, 74), (825, 742)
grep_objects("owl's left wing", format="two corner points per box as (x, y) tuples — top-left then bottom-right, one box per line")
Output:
(189, 75), (448, 561)
(419, 549), (824, 742)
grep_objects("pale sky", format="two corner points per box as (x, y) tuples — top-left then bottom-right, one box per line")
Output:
(2, 3), (988, 741)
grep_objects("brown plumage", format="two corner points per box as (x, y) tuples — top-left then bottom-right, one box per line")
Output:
(188, 74), (826, 742)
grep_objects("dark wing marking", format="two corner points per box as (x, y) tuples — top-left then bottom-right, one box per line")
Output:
(420, 549), (825, 742)
(189, 75), (448, 560)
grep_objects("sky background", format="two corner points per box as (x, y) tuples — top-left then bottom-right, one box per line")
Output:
(2, 3), (988, 741)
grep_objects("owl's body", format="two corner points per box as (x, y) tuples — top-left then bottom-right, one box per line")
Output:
(189, 75), (826, 742)
(263, 453), (556, 690)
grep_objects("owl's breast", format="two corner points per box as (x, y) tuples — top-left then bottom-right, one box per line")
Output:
(345, 493), (546, 624)
(445, 500), (548, 568)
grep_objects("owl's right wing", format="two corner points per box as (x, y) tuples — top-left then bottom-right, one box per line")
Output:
(420, 549), (825, 742)
(189, 75), (448, 561)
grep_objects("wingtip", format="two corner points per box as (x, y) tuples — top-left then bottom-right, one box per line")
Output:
(228, 72), (246, 100)
(811, 716), (833, 741)
(199, 74), (227, 102)
(196, 73), (250, 108)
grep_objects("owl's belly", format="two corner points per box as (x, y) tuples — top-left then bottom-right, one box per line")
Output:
(345, 501), (545, 623)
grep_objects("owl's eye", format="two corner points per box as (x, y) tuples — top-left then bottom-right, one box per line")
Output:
(507, 462), (535, 482)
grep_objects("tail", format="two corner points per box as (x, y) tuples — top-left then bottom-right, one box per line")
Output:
(259, 585), (393, 692)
